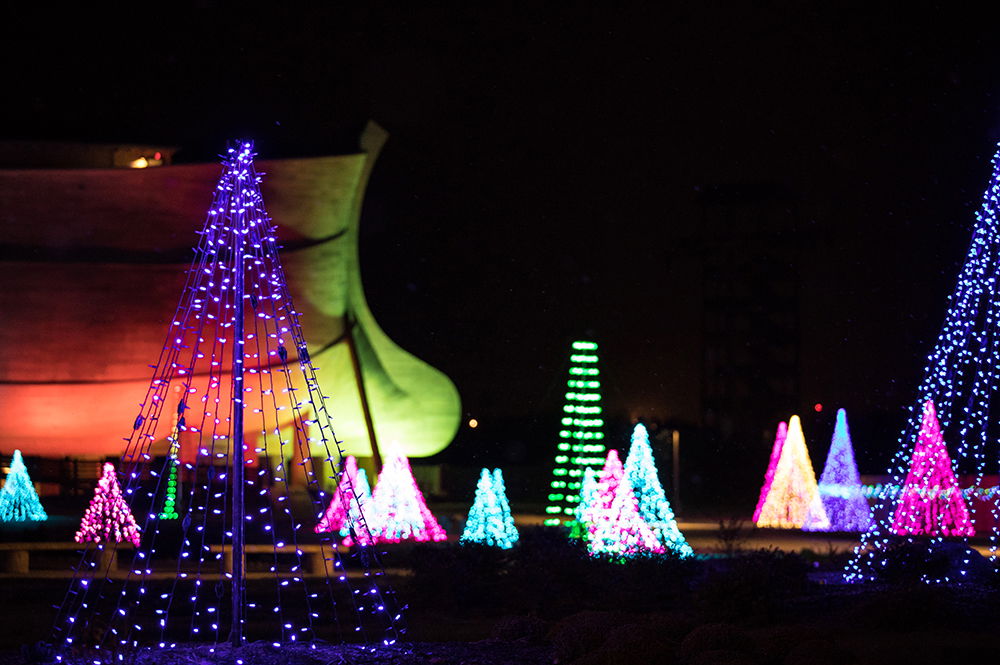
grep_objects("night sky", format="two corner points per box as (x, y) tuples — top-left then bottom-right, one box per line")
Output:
(4, 6), (1000, 485)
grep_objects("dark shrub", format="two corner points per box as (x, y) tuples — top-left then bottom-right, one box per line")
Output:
(687, 649), (756, 665)
(784, 638), (858, 665)
(693, 549), (808, 622)
(844, 584), (967, 632)
(678, 623), (753, 661)
(875, 538), (995, 585)
(547, 610), (634, 663)
(404, 541), (511, 610)
(595, 622), (679, 664)
(491, 614), (549, 643)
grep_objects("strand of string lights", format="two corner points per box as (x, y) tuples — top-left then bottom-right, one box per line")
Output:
(50, 143), (404, 662)
(845, 146), (1000, 582)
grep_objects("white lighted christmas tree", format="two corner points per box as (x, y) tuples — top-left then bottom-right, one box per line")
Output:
(460, 468), (518, 549)
(368, 454), (447, 543)
(0, 450), (48, 522)
(623, 424), (692, 556)
(51, 143), (403, 659)
(847, 147), (1000, 582)
(75, 462), (141, 547)
(756, 416), (828, 529)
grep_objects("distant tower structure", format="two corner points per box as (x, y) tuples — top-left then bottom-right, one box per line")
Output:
(697, 183), (801, 450)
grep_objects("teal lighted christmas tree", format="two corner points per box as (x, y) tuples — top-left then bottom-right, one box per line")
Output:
(491, 469), (517, 544)
(460, 468), (518, 549)
(623, 424), (693, 556)
(0, 450), (47, 522)
(544, 340), (607, 525)
(569, 466), (599, 539)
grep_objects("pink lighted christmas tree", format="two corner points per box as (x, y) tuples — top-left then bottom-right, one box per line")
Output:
(587, 449), (663, 557)
(368, 454), (447, 543)
(75, 462), (141, 547)
(752, 421), (787, 523)
(315, 455), (375, 546)
(579, 449), (624, 526)
(890, 400), (974, 537)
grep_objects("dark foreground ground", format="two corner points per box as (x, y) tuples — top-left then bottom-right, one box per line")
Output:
(1, 527), (998, 665)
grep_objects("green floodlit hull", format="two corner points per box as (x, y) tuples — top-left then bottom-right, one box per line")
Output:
(0, 123), (461, 459)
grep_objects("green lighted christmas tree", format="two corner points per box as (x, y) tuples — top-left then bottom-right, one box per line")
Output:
(461, 468), (518, 549)
(157, 414), (182, 520)
(623, 424), (693, 556)
(544, 340), (607, 525)
(157, 454), (180, 520)
(0, 450), (48, 522)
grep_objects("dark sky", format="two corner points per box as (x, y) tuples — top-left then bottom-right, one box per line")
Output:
(4, 5), (1000, 475)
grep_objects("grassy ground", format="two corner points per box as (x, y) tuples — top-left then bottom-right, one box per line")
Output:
(1, 523), (998, 664)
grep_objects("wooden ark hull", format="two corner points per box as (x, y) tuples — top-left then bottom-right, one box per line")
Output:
(0, 127), (460, 459)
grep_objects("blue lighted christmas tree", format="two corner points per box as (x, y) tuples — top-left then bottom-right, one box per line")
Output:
(803, 409), (870, 532)
(846, 146), (1000, 582)
(460, 468), (518, 549)
(0, 450), (47, 522)
(544, 340), (607, 525)
(622, 424), (693, 556)
(51, 143), (402, 659)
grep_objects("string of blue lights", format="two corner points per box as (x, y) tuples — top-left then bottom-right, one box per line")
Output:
(50, 143), (404, 661)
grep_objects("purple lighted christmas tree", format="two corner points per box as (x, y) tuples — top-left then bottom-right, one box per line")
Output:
(52, 143), (402, 658)
(803, 409), (870, 532)
(75, 462), (141, 547)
